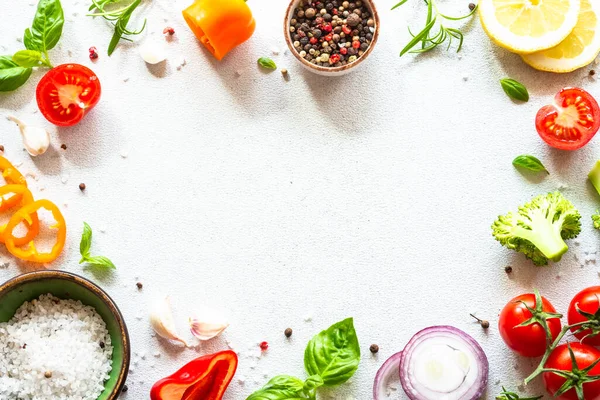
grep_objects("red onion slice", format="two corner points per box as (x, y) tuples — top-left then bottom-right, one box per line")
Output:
(373, 351), (403, 400)
(399, 326), (488, 400)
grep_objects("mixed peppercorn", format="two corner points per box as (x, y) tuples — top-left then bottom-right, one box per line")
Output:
(289, 0), (376, 67)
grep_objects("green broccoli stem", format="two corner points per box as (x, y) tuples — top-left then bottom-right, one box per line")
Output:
(517, 224), (568, 262)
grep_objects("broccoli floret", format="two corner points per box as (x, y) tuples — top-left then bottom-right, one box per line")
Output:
(593, 212), (600, 230)
(492, 192), (581, 266)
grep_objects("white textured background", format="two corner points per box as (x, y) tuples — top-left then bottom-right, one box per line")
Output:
(1, 0), (600, 399)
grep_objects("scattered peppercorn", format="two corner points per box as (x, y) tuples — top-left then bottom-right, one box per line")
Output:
(369, 344), (379, 354)
(590, 70), (596, 76)
(122, 385), (129, 393)
(163, 26), (175, 35)
(0, 145), (4, 152)
(284, 328), (293, 337)
(505, 266), (513, 274)
(22, 343), (27, 349)
(290, 0), (375, 67)
(60, 144), (67, 150)
(469, 3), (476, 11)
(44, 371), (52, 379)
(88, 46), (98, 60)
(99, 341), (105, 349)
(136, 282), (143, 289)
(259, 341), (269, 351)
(79, 183), (86, 191)
(470, 314), (490, 329)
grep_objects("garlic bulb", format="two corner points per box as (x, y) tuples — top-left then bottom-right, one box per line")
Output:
(139, 40), (166, 64)
(7, 115), (50, 156)
(189, 307), (230, 341)
(150, 296), (188, 346)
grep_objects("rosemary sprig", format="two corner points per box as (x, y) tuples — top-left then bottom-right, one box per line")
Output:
(392, 0), (477, 56)
(88, 0), (146, 56)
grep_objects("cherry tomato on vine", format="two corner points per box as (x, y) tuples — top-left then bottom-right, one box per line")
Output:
(36, 64), (101, 126)
(535, 88), (600, 151)
(568, 286), (600, 346)
(543, 343), (600, 400)
(498, 292), (562, 357)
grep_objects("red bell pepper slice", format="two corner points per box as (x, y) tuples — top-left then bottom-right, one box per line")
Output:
(150, 350), (237, 400)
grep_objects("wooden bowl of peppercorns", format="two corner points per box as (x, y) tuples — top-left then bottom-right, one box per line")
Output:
(285, 0), (379, 76)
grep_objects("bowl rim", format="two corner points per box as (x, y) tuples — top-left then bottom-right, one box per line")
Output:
(283, 0), (380, 74)
(0, 270), (130, 400)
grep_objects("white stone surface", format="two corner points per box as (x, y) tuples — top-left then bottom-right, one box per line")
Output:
(1, 0), (599, 399)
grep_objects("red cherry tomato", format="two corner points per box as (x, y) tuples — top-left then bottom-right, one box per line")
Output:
(535, 87), (600, 150)
(36, 64), (101, 126)
(498, 293), (562, 357)
(568, 286), (600, 346)
(543, 343), (600, 400)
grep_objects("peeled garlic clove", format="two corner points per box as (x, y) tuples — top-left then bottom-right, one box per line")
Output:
(150, 296), (188, 346)
(7, 115), (50, 156)
(139, 40), (166, 64)
(189, 307), (230, 341)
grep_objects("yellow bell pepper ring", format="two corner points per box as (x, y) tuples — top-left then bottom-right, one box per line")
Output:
(182, 0), (256, 60)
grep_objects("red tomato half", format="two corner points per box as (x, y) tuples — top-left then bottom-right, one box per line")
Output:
(36, 64), (101, 126)
(568, 286), (600, 346)
(543, 343), (600, 400)
(498, 293), (562, 357)
(535, 87), (600, 150)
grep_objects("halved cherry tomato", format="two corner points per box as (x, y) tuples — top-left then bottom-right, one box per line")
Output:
(36, 64), (101, 126)
(536, 88), (600, 151)
(568, 286), (600, 346)
(543, 343), (600, 400)
(498, 292), (562, 357)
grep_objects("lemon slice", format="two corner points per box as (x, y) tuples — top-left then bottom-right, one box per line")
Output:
(479, 0), (581, 54)
(521, 0), (600, 72)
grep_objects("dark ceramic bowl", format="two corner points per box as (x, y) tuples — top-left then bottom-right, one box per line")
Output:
(0, 270), (130, 400)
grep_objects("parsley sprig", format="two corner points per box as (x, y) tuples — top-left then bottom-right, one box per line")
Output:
(88, 0), (146, 56)
(392, 0), (477, 56)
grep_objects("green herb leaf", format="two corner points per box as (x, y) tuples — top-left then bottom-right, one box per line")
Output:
(400, 16), (437, 56)
(258, 57), (277, 70)
(0, 56), (32, 92)
(246, 375), (307, 400)
(79, 222), (116, 269)
(304, 318), (360, 386)
(500, 78), (529, 102)
(512, 155), (549, 174)
(496, 386), (543, 400)
(80, 222), (92, 258)
(24, 0), (64, 52)
(391, 0), (409, 10)
(88, 0), (146, 56)
(82, 255), (116, 269)
(12, 50), (44, 68)
(303, 375), (324, 393)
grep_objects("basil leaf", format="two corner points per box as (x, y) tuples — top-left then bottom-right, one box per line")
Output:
(82, 255), (116, 269)
(13, 50), (43, 68)
(304, 318), (360, 386)
(512, 155), (549, 174)
(258, 57), (277, 70)
(80, 222), (92, 258)
(0, 56), (32, 92)
(246, 375), (307, 400)
(303, 375), (324, 392)
(24, 0), (64, 52)
(500, 78), (529, 102)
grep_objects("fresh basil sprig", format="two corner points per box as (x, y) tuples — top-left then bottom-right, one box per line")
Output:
(0, 0), (63, 92)
(258, 57), (277, 70)
(512, 155), (549, 174)
(79, 222), (116, 269)
(500, 78), (529, 102)
(247, 318), (359, 400)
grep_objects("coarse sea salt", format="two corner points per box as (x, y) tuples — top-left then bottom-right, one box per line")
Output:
(0, 294), (113, 400)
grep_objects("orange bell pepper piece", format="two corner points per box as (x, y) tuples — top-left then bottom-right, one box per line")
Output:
(0, 156), (27, 211)
(4, 199), (66, 263)
(0, 185), (39, 247)
(182, 0), (256, 60)
(150, 350), (238, 400)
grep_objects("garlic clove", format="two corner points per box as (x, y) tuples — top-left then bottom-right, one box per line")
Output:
(150, 296), (188, 346)
(139, 40), (166, 64)
(189, 307), (230, 341)
(7, 115), (50, 157)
